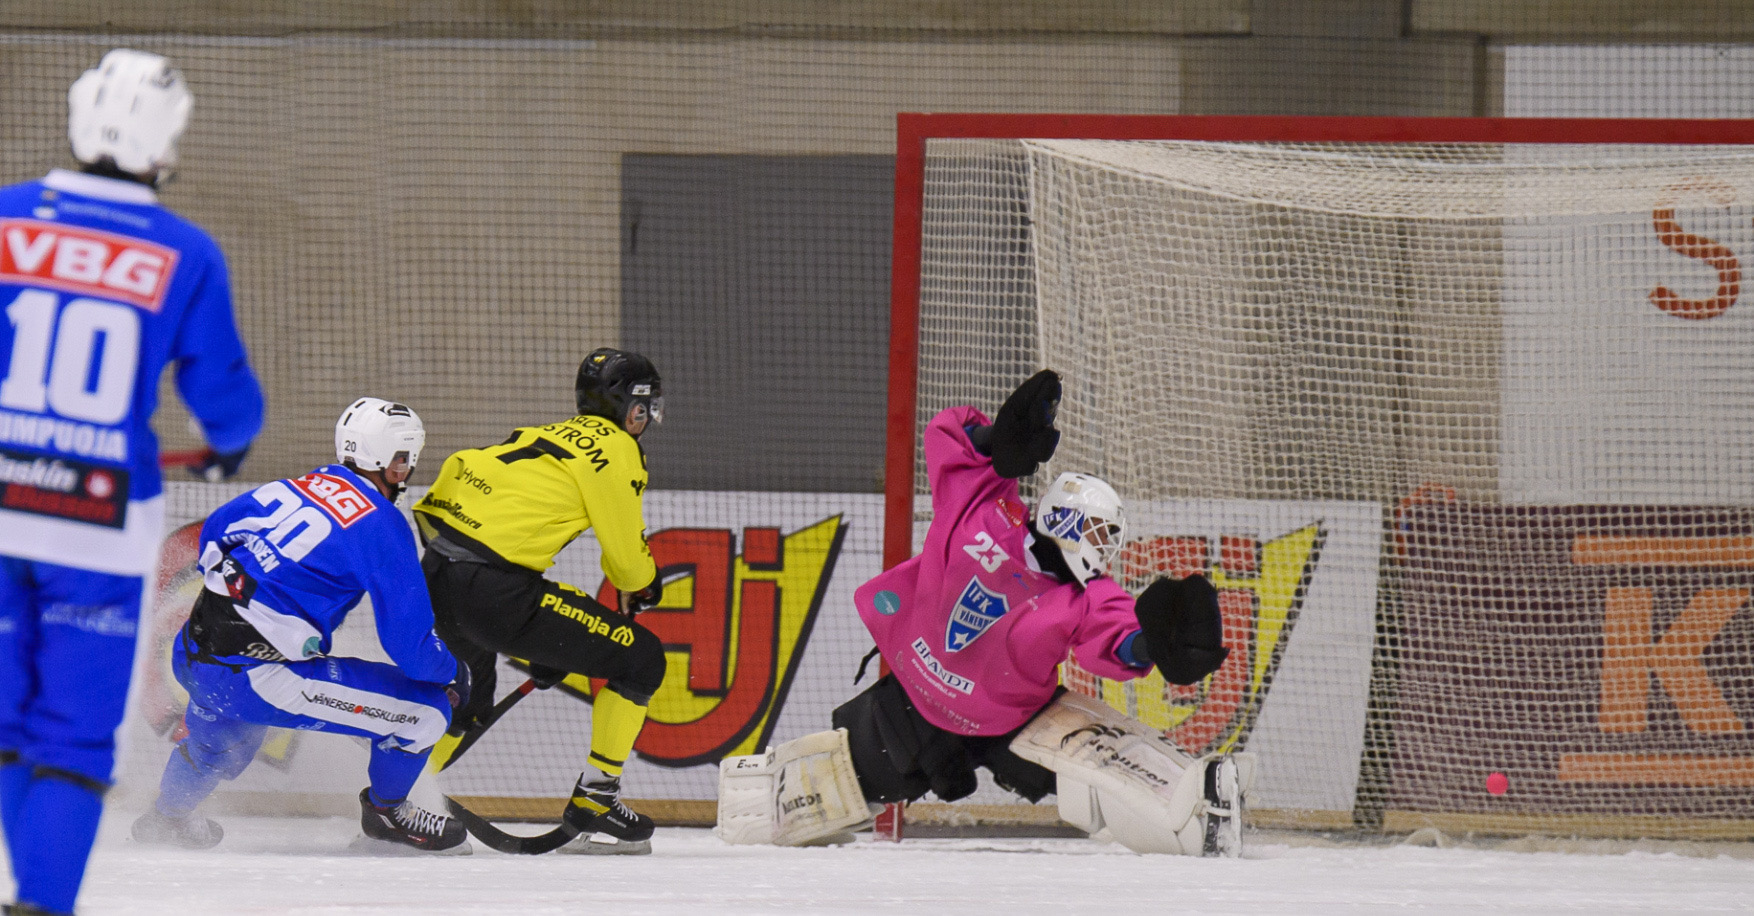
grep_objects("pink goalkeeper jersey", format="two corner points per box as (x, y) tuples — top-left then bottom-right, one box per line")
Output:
(855, 405), (1146, 736)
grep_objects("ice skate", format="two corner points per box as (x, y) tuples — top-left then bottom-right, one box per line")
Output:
(559, 772), (653, 855)
(130, 808), (224, 850)
(1201, 755), (1242, 858)
(4, 903), (71, 916)
(353, 789), (471, 855)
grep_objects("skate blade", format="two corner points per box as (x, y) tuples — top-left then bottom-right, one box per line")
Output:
(555, 833), (652, 856)
(347, 834), (474, 857)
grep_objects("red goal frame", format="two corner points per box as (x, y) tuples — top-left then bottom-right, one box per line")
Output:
(883, 113), (1754, 572)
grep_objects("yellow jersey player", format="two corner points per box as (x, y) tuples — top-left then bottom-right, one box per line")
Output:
(413, 348), (666, 854)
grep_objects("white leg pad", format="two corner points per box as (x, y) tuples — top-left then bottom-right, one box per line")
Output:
(1053, 776), (1104, 835)
(715, 729), (874, 847)
(1013, 691), (1254, 856)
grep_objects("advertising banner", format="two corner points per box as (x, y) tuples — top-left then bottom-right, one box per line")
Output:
(1392, 503), (1754, 820)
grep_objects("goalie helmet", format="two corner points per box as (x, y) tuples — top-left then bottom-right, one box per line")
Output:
(68, 49), (194, 183)
(335, 398), (425, 500)
(575, 347), (664, 436)
(1034, 472), (1127, 586)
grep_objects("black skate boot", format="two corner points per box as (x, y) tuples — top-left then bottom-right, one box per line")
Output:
(559, 772), (653, 855)
(355, 789), (471, 855)
(131, 807), (224, 849)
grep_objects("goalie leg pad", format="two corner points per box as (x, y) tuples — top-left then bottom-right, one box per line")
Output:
(1049, 769), (1214, 857)
(1053, 775), (1103, 835)
(1011, 691), (1212, 855)
(715, 729), (873, 847)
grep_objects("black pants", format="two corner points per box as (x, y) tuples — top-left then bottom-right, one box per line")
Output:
(421, 551), (665, 730)
(831, 675), (1056, 805)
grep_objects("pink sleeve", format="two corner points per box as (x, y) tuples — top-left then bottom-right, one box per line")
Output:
(923, 406), (1012, 522)
(1068, 578), (1149, 683)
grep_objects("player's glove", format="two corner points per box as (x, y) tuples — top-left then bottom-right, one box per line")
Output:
(445, 658), (472, 712)
(983, 369), (1061, 478)
(621, 576), (663, 616)
(527, 663), (568, 690)
(190, 446), (251, 482)
(1133, 574), (1230, 685)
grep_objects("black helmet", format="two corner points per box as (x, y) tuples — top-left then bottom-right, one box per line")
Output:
(575, 347), (664, 433)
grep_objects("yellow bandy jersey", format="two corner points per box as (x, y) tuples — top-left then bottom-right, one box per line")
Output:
(413, 414), (657, 588)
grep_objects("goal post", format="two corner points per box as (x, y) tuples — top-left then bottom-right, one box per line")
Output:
(888, 113), (1754, 838)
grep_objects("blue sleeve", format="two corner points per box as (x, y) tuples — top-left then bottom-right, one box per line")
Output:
(1116, 630), (1150, 669)
(200, 492), (249, 549)
(198, 505), (228, 551)
(362, 512), (456, 684)
(172, 252), (265, 454)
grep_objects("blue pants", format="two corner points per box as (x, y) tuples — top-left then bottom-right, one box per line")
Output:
(154, 629), (453, 818)
(0, 556), (145, 914)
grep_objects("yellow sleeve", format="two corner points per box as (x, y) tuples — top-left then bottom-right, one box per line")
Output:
(566, 420), (658, 591)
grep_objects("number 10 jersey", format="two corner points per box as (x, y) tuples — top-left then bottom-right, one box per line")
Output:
(0, 168), (264, 575)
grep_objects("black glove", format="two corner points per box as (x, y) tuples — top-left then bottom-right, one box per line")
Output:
(191, 446), (250, 482)
(527, 662), (568, 690)
(985, 369), (1061, 478)
(621, 576), (663, 616)
(445, 657), (473, 712)
(1134, 574), (1230, 685)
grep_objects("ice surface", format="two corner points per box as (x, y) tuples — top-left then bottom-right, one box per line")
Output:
(8, 814), (1753, 915)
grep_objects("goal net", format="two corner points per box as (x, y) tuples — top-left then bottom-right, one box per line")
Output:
(889, 115), (1754, 838)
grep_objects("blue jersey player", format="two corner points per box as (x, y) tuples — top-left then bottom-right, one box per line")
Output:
(132, 398), (472, 855)
(0, 50), (265, 916)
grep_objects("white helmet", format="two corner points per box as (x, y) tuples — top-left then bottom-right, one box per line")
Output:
(335, 397), (425, 476)
(68, 49), (193, 182)
(1034, 472), (1127, 586)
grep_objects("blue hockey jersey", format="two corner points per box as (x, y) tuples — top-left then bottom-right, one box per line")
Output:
(199, 464), (455, 685)
(0, 168), (264, 574)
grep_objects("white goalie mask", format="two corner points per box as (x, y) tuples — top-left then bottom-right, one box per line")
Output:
(1034, 472), (1127, 586)
(68, 49), (193, 182)
(335, 397), (425, 488)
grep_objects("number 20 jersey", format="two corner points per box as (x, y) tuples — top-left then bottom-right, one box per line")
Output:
(0, 169), (264, 575)
(200, 464), (455, 684)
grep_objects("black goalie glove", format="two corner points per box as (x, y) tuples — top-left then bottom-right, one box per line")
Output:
(980, 369), (1062, 479)
(1134, 574), (1230, 685)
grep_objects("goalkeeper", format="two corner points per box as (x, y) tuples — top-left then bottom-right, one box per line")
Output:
(413, 347), (667, 854)
(717, 371), (1250, 856)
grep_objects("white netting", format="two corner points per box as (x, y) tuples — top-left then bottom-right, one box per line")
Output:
(913, 134), (1754, 836)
